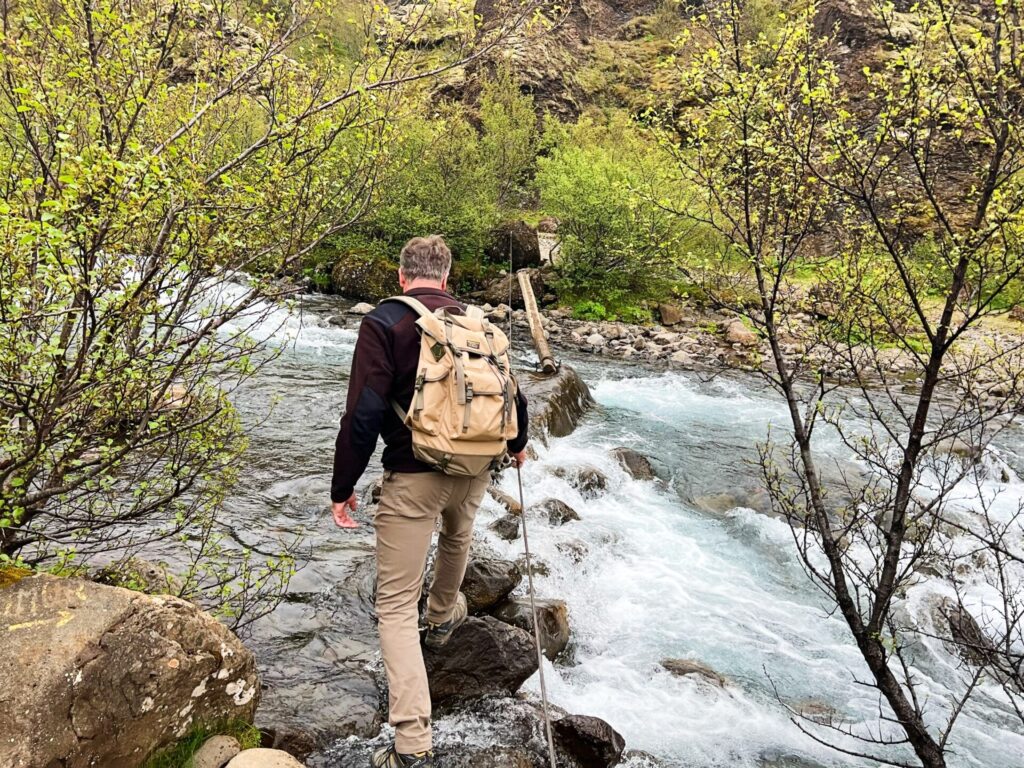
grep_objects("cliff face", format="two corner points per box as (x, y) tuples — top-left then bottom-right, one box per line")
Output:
(455, 0), (904, 118)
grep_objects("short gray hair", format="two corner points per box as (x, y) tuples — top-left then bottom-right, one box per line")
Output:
(399, 235), (451, 282)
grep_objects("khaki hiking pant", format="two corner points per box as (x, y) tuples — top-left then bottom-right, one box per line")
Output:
(374, 468), (491, 753)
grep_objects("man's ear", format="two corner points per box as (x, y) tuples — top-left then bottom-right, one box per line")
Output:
(398, 268), (406, 290)
(440, 272), (449, 291)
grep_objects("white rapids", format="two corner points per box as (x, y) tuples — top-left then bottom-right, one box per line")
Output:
(233, 294), (1024, 768)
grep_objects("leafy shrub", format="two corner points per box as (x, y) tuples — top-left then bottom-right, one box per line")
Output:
(536, 113), (686, 307)
(573, 300), (609, 320)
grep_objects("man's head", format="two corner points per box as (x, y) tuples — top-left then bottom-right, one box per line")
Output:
(399, 235), (451, 292)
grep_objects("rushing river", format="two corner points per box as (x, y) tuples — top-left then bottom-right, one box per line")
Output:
(224, 292), (1024, 768)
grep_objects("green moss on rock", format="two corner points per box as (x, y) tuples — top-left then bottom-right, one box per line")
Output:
(330, 252), (401, 302)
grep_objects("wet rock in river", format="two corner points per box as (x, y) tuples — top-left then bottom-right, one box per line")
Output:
(611, 447), (656, 481)
(553, 465), (608, 499)
(692, 486), (774, 517)
(556, 539), (589, 563)
(312, 695), (568, 767)
(491, 513), (521, 541)
(423, 617), (538, 703)
(531, 498), (581, 526)
(518, 365), (594, 442)
(661, 658), (727, 687)
(0, 576), (259, 768)
(553, 714), (626, 767)
(462, 556), (523, 613)
(492, 597), (570, 661)
(489, 485), (523, 516)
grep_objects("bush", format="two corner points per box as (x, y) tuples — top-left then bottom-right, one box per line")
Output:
(334, 69), (539, 279)
(536, 113), (685, 308)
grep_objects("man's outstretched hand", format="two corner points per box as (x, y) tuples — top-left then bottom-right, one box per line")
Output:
(332, 493), (359, 529)
(510, 450), (528, 468)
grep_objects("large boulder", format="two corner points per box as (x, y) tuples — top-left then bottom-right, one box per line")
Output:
(467, 267), (551, 309)
(423, 616), (538, 703)
(330, 252), (400, 302)
(554, 715), (626, 767)
(485, 221), (542, 271)
(518, 365), (595, 442)
(492, 598), (570, 661)
(462, 556), (523, 613)
(0, 575), (259, 768)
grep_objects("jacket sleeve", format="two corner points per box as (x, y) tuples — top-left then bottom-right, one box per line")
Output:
(507, 386), (529, 454)
(331, 317), (394, 503)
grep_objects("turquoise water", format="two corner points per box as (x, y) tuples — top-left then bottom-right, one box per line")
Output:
(230, 293), (1024, 767)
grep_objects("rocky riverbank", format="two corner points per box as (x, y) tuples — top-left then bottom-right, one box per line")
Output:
(433, 301), (1024, 400)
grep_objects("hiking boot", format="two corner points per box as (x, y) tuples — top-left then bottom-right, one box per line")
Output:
(424, 592), (467, 649)
(370, 744), (433, 767)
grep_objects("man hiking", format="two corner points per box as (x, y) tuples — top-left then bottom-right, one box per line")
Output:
(330, 235), (529, 768)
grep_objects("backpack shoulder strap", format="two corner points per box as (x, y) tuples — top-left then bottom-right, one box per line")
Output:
(381, 294), (433, 319)
(381, 295), (446, 340)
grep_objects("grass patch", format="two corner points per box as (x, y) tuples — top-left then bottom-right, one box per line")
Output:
(143, 720), (262, 768)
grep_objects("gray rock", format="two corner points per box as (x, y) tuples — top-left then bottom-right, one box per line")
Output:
(557, 466), (607, 499)
(191, 735), (242, 768)
(423, 616), (538, 703)
(347, 302), (375, 315)
(0, 576), (259, 768)
(491, 514), (521, 541)
(492, 598), (570, 661)
(586, 333), (607, 347)
(611, 448), (656, 481)
(531, 498), (580, 526)
(725, 319), (758, 347)
(556, 539), (589, 563)
(90, 556), (183, 596)
(462, 556), (523, 613)
(554, 715), (626, 767)
(657, 303), (684, 326)
(226, 748), (306, 767)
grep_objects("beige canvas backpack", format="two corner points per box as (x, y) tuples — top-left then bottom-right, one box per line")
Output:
(383, 295), (520, 477)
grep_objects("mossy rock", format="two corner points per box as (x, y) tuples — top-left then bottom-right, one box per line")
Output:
(0, 565), (32, 589)
(330, 252), (400, 302)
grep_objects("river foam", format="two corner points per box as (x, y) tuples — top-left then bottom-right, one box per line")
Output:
(480, 369), (1024, 768)
(231, 295), (1023, 768)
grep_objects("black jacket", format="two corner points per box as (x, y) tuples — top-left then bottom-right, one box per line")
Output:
(331, 288), (529, 502)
